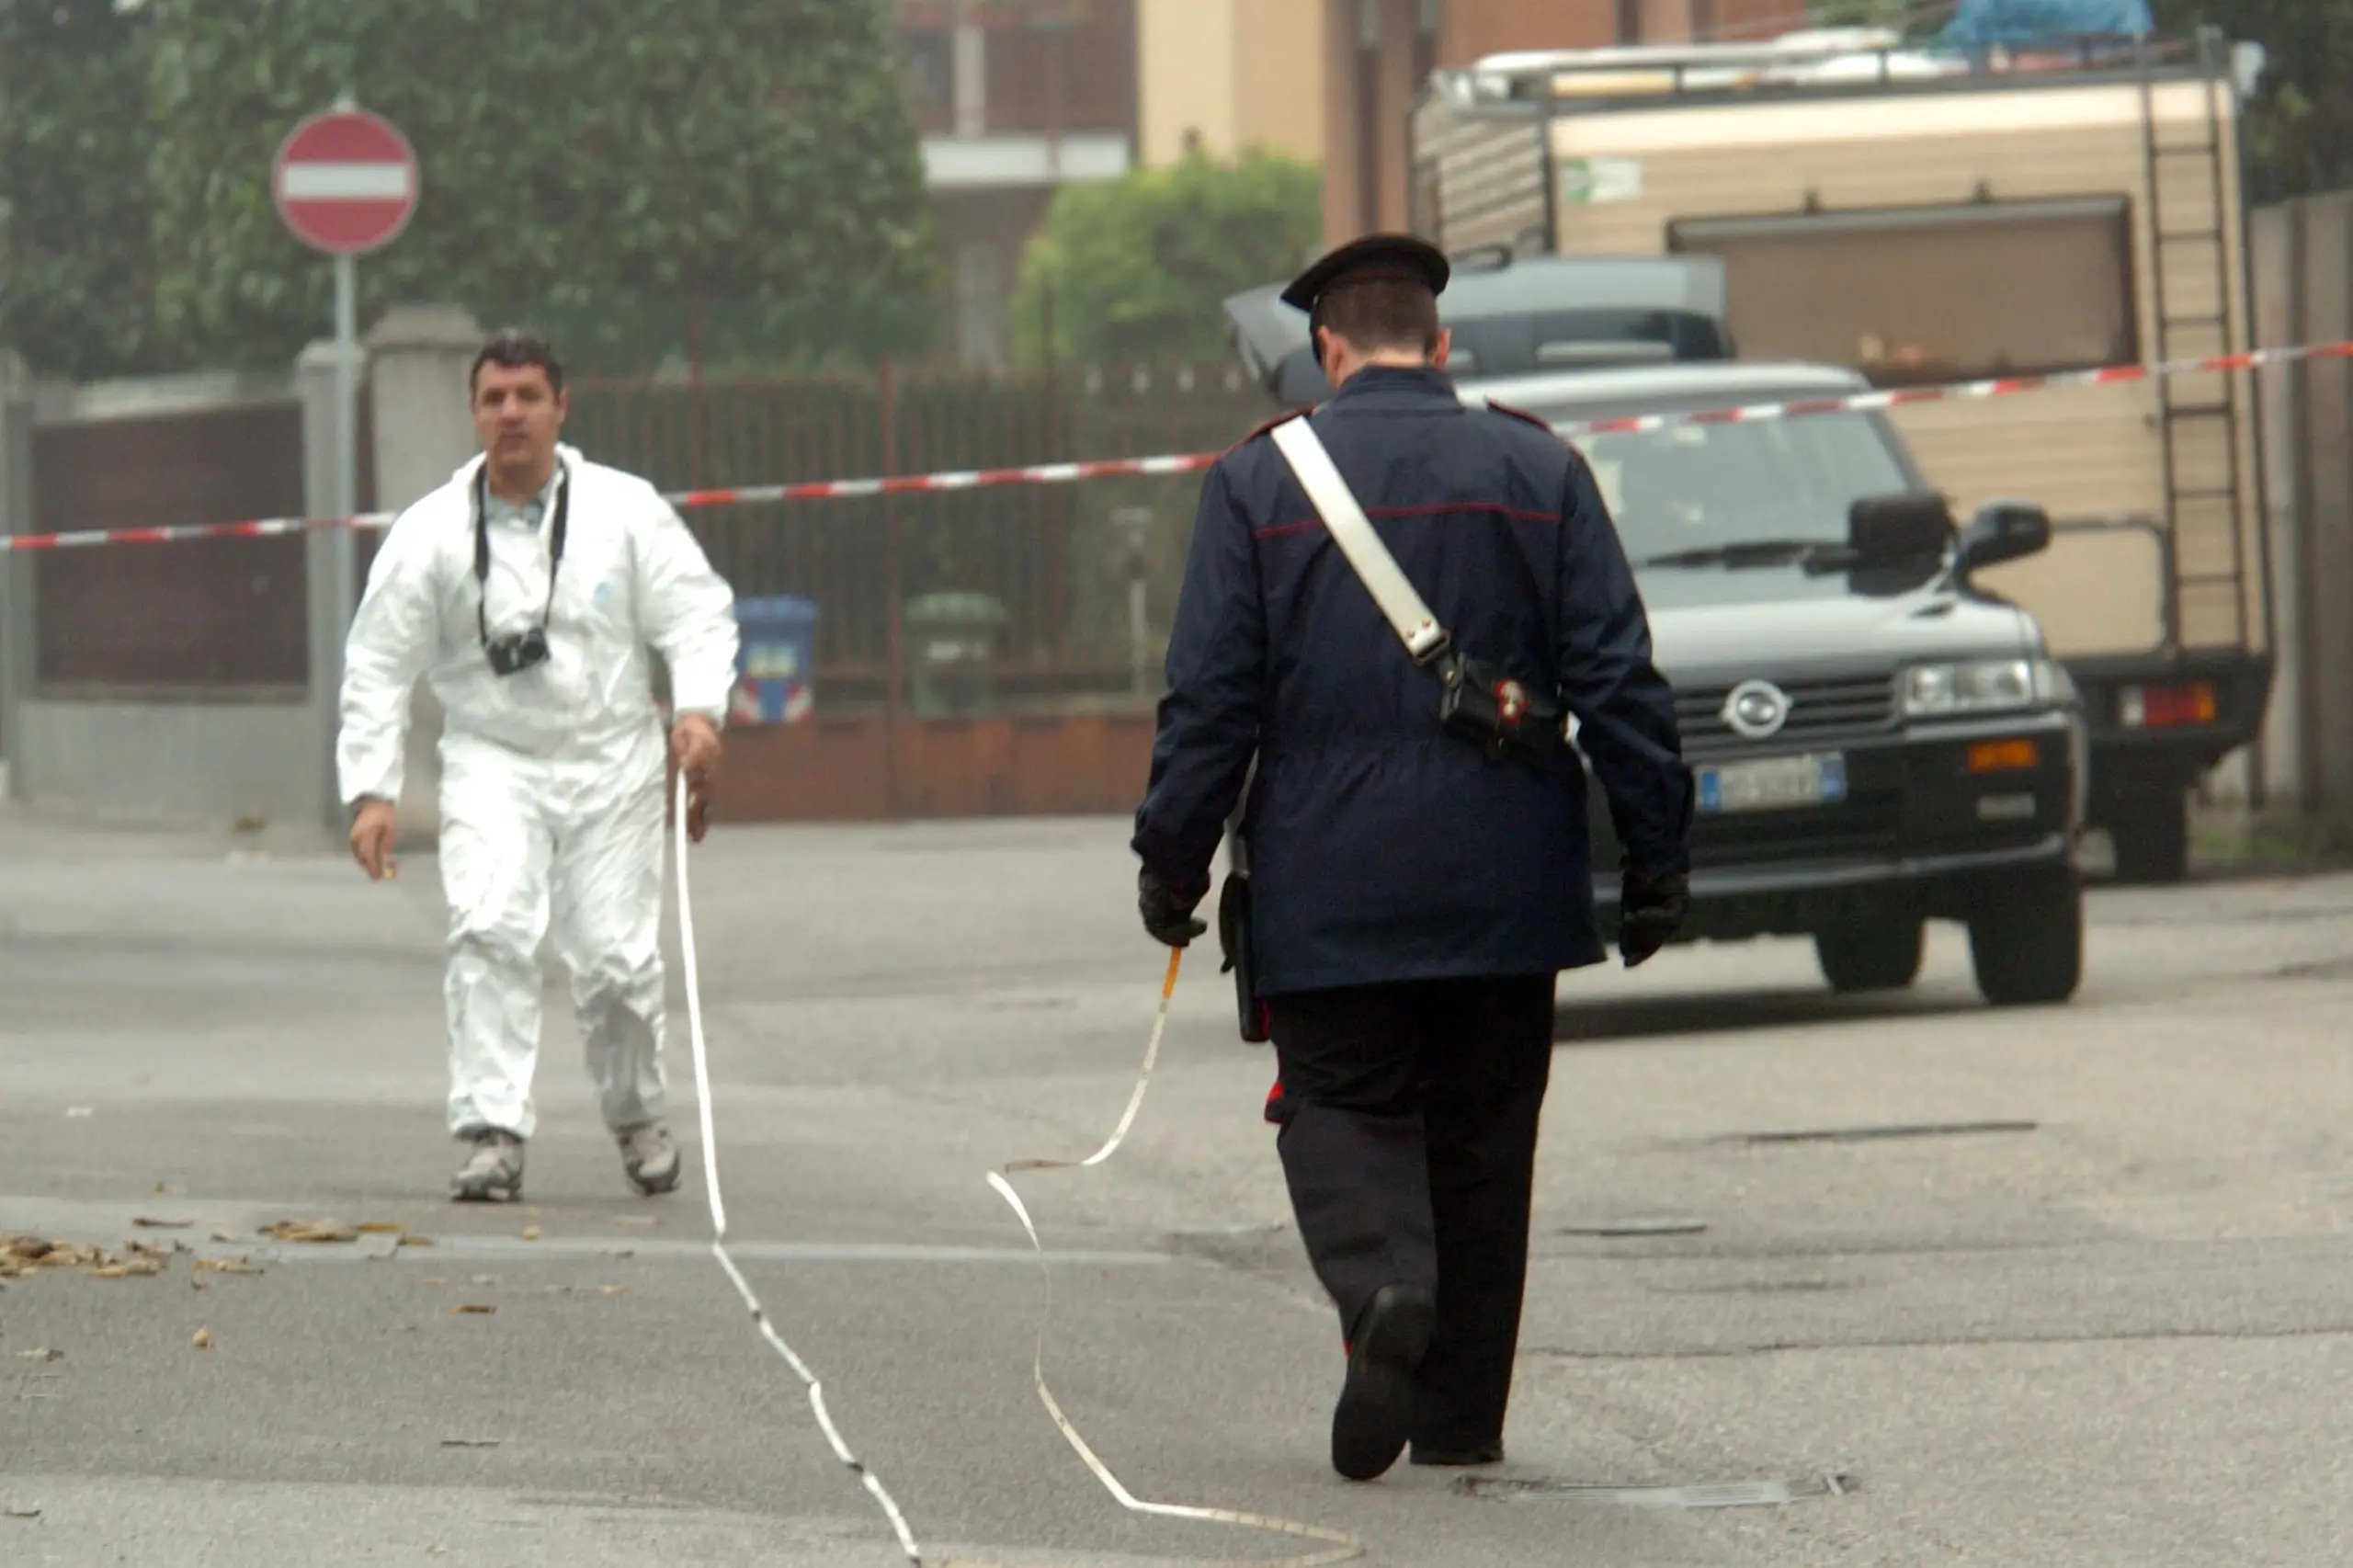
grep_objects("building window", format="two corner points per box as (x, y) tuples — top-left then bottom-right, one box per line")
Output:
(1691, 0), (1717, 40)
(1617, 0), (1643, 44)
(1668, 199), (2139, 388)
(902, 28), (954, 132)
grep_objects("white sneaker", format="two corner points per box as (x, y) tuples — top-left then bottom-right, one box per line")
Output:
(451, 1131), (525, 1203)
(616, 1122), (680, 1197)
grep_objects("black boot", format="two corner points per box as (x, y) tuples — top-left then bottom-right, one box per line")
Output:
(1332, 1284), (1437, 1481)
(1410, 1439), (1504, 1467)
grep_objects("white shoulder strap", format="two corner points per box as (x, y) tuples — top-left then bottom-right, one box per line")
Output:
(1268, 416), (1450, 664)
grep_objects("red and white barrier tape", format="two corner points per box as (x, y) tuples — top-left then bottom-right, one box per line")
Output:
(8, 338), (2348, 555)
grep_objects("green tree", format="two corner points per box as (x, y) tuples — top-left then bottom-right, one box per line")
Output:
(2152, 2), (2353, 201)
(1009, 147), (1323, 368)
(0, 0), (159, 380)
(1809, 1), (2353, 202)
(142, 0), (944, 373)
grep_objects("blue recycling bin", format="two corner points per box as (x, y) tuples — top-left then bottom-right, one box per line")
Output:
(731, 595), (819, 725)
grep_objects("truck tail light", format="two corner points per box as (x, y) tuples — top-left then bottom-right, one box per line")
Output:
(2119, 682), (2218, 729)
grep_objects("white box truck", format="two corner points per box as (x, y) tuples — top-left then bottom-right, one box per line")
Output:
(1408, 25), (2273, 881)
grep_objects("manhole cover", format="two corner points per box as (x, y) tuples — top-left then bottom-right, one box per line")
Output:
(1558, 1217), (1708, 1238)
(1460, 1472), (1853, 1507)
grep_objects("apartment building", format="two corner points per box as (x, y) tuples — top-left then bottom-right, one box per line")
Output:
(897, 0), (1817, 365)
(898, 1), (1142, 366)
(1134, 0), (1326, 167)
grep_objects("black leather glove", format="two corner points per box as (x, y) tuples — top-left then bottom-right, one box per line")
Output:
(1618, 864), (1689, 969)
(1138, 867), (1211, 949)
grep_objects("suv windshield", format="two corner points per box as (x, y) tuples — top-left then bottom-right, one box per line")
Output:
(1546, 411), (1913, 566)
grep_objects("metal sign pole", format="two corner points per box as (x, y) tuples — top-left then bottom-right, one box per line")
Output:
(332, 247), (359, 640)
(328, 89), (362, 647)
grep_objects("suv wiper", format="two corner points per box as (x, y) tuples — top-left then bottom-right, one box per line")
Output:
(1639, 539), (1847, 571)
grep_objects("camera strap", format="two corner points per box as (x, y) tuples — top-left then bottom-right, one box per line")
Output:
(1267, 416), (1450, 665)
(472, 460), (572, 649)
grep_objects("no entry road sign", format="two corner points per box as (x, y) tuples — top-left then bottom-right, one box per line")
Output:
(272, 107), (419, 256)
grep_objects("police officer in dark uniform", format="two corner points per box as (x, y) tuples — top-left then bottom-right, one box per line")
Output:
(1131, 234), (1694, 1483)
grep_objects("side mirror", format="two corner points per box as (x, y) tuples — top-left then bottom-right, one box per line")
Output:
(1847, 491), (1954, 563)
(1957, 500), (2052, 574)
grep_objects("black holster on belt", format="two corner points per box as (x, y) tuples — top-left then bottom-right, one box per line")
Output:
(1217, 871), (1270, 1043)
(1436, 650), (1571, 769)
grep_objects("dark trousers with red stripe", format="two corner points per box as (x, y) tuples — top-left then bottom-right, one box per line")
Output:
(1264, 973), (1556, 1452)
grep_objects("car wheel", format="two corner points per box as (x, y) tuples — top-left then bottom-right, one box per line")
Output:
(2109, 794), (2189, 885)
(1969, 866), (2084, 1007)
(1814, 920), (1924, 993)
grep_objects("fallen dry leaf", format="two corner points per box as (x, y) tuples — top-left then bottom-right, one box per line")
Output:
(89, 1262), (162, 1279)
(450, 1304), (495, 1315)
(355, 1222), (407, 1235)
(438, 1437), (500, 1449)
(190, 1258), (263, 1276)
(519, 1226), (541, 1242)
(191, 1327), (212, 1350)
(612, 1215), (660, 1227)
(468, 1274), (496, 1286)
(14, 1347), (62, 1362)
(5, 1504), (40, 1520)
(131, 1217), (191, 1230)
(190, 1275), (208, 1291)
(260, 1220), (358, 1244)
(397, 1234), (435, 1248)
(596, 1285), (627, 1297)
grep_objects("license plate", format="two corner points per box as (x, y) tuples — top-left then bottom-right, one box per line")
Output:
(1699, 754), (1847, 814)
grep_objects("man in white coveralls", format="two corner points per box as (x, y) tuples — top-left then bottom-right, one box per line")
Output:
(337, 329), (740, 1203)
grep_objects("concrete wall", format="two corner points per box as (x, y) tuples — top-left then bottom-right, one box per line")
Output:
(0, 308), (479, 837)
(0, 358), (36, 796)
(0, 364), (338, 834)
(9, 699), (320, 829)
(2245, 193), (2353, 815)
(359, 305), (492, 846)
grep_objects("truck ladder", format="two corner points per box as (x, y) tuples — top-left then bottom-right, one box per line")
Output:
(2137, 30), (2250, 653)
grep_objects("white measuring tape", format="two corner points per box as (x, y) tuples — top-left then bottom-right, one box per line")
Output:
(673, 772), (927, 1562)
(672, 775), (1360, 1568)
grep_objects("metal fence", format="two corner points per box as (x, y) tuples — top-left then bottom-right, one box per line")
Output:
(13, 355), (1275, 717)
(567, 360), (1270, 714)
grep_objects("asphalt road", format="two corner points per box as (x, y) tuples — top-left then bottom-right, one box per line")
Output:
(3, 808), (2349, 1566)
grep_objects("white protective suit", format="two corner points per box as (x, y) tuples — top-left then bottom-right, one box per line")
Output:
(337, 444), (739, 1140)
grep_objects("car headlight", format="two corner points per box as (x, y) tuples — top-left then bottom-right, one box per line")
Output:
(1902, 658), (2071, 718)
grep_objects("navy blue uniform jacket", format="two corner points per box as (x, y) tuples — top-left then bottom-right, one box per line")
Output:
(1131, 365), (1693, 995)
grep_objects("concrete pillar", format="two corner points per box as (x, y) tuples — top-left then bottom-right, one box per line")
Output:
(298, 338), (358, 831)
(0, 353), (33, 801)
(365, 304), (486, 846)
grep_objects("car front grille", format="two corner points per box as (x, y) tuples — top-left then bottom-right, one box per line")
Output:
(1690, 794), (1907, 868)
(1673, 673), (1897, 752)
